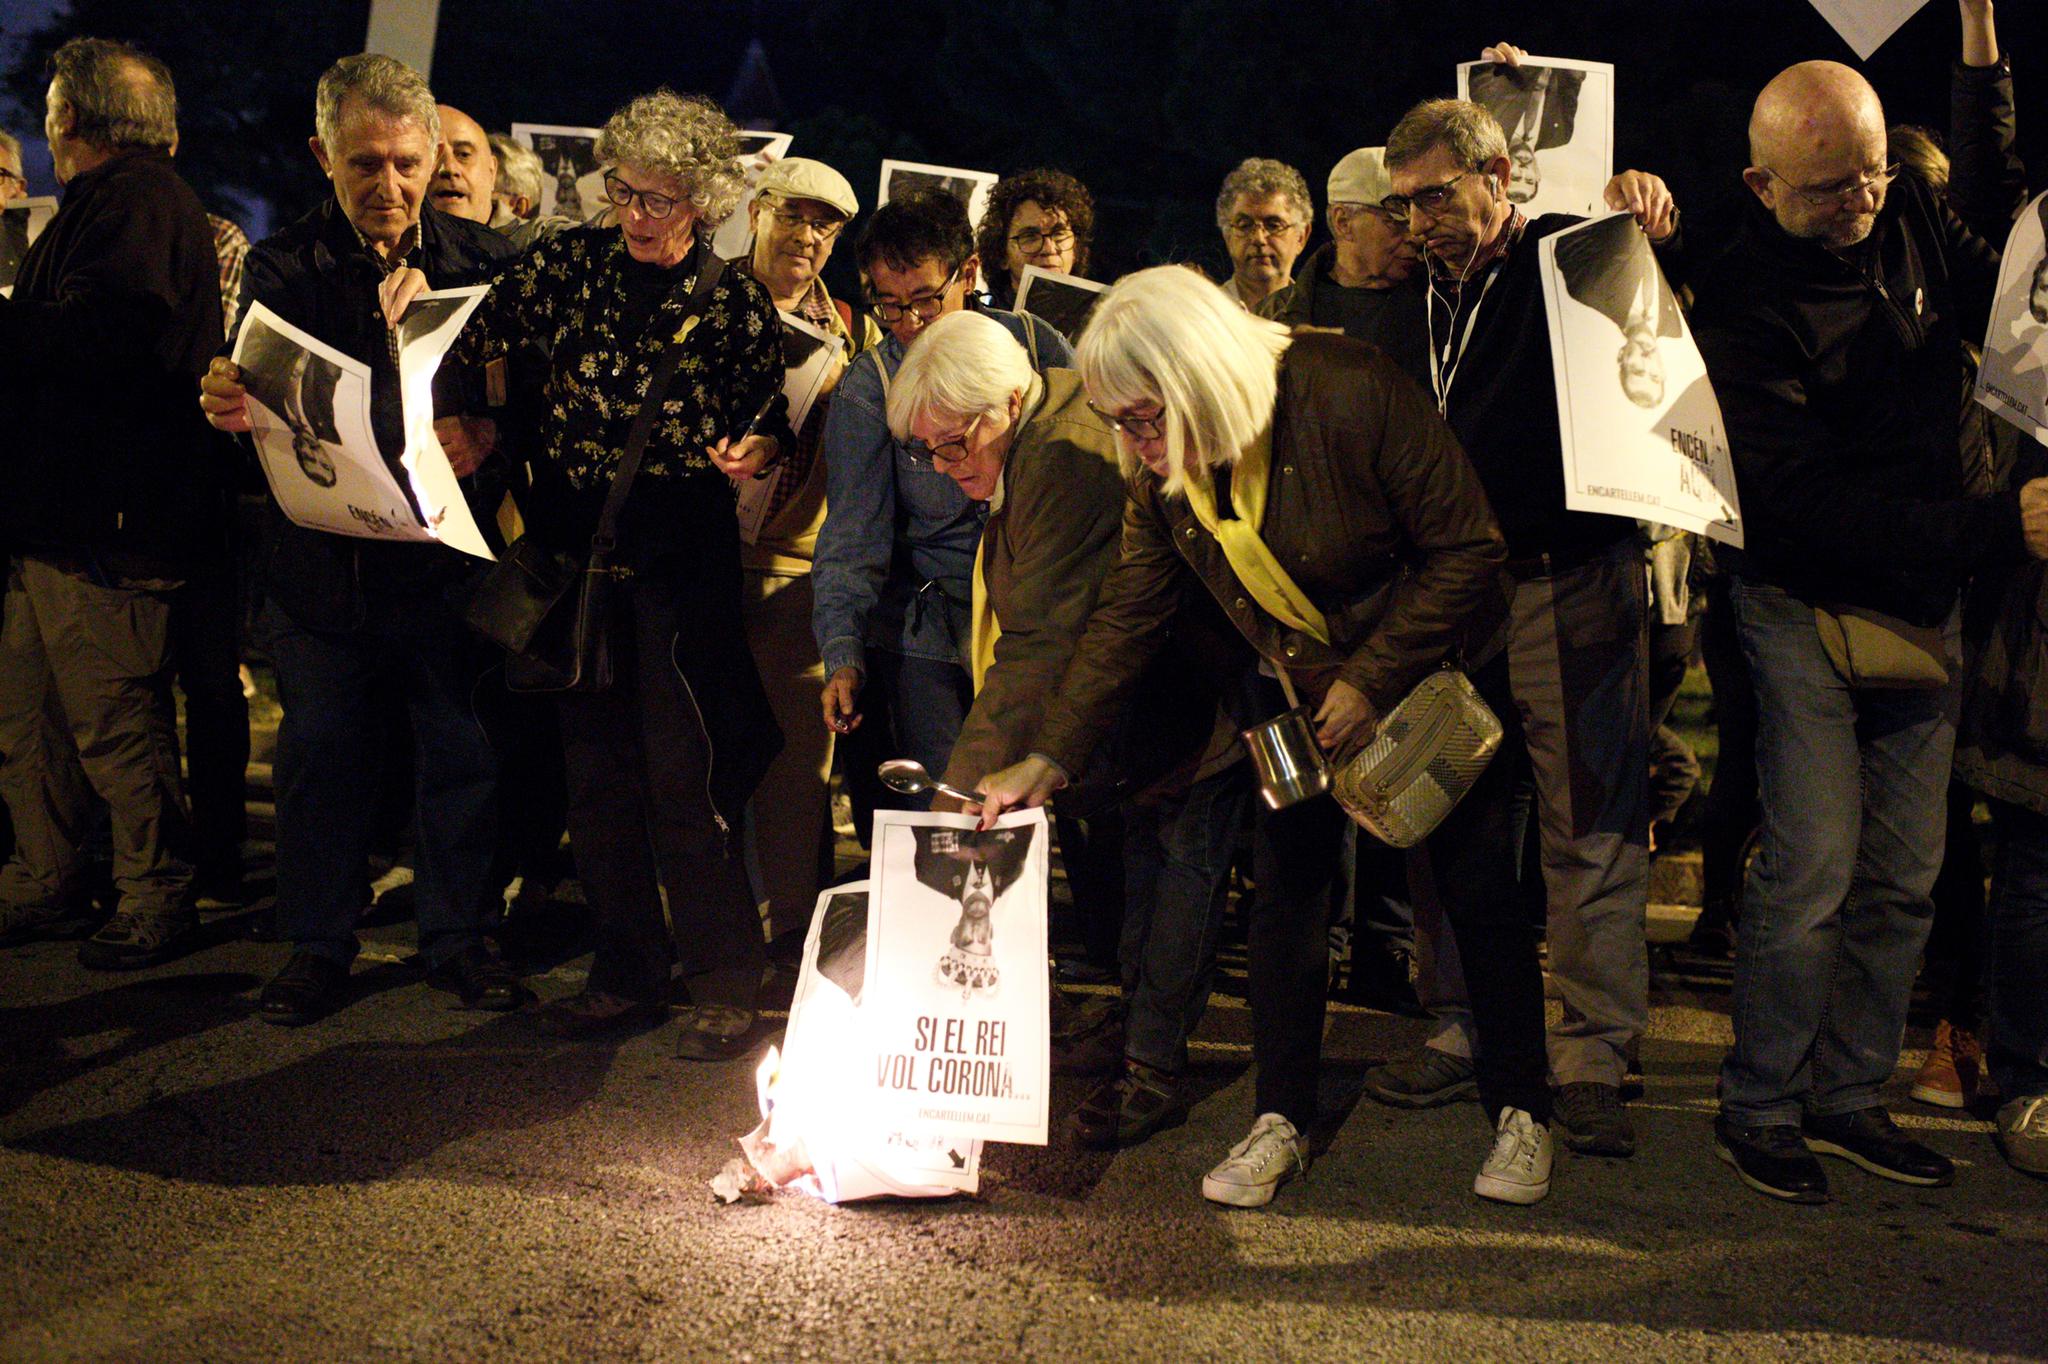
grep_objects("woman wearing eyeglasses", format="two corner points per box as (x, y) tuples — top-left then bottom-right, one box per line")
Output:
(974, 168), (1094, 310)
(421, 90), (793, 1056)
(976, 265), (1561, 1207)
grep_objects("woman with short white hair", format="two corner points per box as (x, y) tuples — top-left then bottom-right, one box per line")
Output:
(978, 265), (1557, 1207)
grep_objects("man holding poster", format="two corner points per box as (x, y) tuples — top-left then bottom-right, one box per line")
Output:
(1692, 58), (2048, 1205)
(198, 55), (523, 1025)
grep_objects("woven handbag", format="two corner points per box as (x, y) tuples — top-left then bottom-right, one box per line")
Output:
(1331, 669), (1503, 848)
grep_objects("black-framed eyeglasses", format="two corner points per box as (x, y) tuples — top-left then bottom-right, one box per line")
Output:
(765, 204), (845, 241)
(603, 172), (680, 220)
(1086, 399), (1164, 441)
(913, 412), (984, 469)
(1225, 215), (1302, 240)
(866, 265), (962, 324)
(0, 168), (23, 189)
(1380, 171), (1476, 219)
(1009, 225), (1075, 252)
(1758, 162), (1901, 209)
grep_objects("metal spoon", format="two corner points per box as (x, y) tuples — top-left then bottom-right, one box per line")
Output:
(876, 758), (985, 808)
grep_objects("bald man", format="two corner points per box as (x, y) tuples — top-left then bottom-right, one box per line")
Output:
(430, 104), (496, 223)
(1692, 59), (2048, 1206)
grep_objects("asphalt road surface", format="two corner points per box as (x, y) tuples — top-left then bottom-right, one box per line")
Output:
(3, 905), (2044, 1363)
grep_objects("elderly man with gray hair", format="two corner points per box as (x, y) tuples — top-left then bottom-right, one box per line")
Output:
(198, 53), (523, 1025)
(0, 128), (25, 203)
(1215, 157), (1312, 310)
(0, 37), (226, 968)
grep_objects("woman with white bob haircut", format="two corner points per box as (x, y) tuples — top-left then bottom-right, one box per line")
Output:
(977, 265), (1559, 1207)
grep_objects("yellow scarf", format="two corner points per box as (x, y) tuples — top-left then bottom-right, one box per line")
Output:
(970, 536), (997, 693)
(1179, 430), (1329, 645)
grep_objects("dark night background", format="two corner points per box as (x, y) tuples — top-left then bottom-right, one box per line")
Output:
(2, 0), (2045, 294)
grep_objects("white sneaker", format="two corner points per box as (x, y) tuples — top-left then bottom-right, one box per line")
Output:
(1473, 1106), (1553, 1205)
(1201, 1112), (1305, 1207)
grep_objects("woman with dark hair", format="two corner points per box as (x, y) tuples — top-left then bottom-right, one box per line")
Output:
(975, 168), (1094, 309)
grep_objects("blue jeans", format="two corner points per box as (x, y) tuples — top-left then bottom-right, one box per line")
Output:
(1720, 577), (1956, 1125)
(264, 591), (498, 969)
(1119, 762), (1252, 1075)
(1987, 800), (2048, 1101)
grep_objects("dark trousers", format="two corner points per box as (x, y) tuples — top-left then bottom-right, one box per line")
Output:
(555, 577), (765, 1009)
(1987, 800), (2048, 1100)
(840, 649), (973, 838)
(1248, 659), (1550, 1130)
(1056, 809), (1127, 970)
(1699, 575), (1760, 913)
(170, 555), (249, 884)
(264, 590), (497, 968)
(1927, 782), (1987, 1028)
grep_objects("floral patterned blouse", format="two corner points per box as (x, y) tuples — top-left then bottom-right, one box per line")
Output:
(463, 224), (784, 489)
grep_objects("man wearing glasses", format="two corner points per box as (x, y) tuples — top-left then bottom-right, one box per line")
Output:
(812, 189), (1071, 821)
(1693, 55), (2048, 1204)
(0, 129), (25, 204)
(1369, 83), (1678, 1163)
(1214, 158), (1312, 311)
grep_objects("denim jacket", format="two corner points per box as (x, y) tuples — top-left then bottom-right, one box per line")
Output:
(811, 307), (1073, 675)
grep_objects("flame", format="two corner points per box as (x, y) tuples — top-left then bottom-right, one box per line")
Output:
(754, 1045), (780, 1119)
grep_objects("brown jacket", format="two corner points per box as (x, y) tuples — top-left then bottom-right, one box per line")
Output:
(1034, 330), (1508, 775)
(943, 370), (1126, 792)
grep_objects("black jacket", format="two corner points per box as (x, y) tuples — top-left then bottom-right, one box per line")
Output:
(1691, 175), (2023, 625)
(242, 199), (516, 629)
(0, 150), (229, 570)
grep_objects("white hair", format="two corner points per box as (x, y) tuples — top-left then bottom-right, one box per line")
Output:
(1074, 265), (1291, 496)
(885, 311), (1035, 441)
(315, 54), (438, 159)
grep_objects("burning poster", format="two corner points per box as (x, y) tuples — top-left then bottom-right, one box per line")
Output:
(233, 287), (495, 559)
(738, 883), (982, 1203)
(1457, 56), (1614, 220)
(1974, 190), (2048, 444)
(861, 809), (1052, 1146)
(1538, 212), (1743, 546)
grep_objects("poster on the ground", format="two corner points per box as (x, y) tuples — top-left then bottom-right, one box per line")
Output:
(511, 123), (607, 222)
(1457, 57), (1613, 219)
(761, 882), (983, 1202)
(714, 131), (797, 261)
(862, 809), (1051, 1146)
(234, 289), (495, 558)
(0, 196), (58, 297)
(1538, 212), (1742, 546)
(1014, 266), (1107, 345)
(1807, 0), (1932, 59)
(878, 160), (998, 232)
(735, 311), (847, 545)
(1974, 189), (2048, 444)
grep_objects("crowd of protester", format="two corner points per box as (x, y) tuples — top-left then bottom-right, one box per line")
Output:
(1, 0), (2045, 1213)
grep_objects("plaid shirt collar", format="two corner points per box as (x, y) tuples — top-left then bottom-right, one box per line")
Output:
(347, 215), (423, 275)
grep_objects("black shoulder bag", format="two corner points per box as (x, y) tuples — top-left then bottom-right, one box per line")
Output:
(465, 254), (728, 693)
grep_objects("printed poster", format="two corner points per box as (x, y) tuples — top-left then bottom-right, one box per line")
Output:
(233, 288), (495, 558)
(1974, 189), (2048, 444)
(511, 123), (607, 222)
(1457, 57), (1614, 220)
(878, 160), (999, 232)
(0, 196), (58, 297)
(1014, 266), (1107, 345)
(862, 809), (1052, 1146)
(1807, 0), (1933, 59)
(735, 311), (847, 545)
(1539, 212), (1743, 546)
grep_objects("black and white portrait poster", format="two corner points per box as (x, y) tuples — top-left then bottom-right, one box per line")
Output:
(1457, 57), (1614, 219)
(0, 196), (57, 297)
(234, 291), (496, 558)
(1539, 212), (1743, 546)
(1014, 266), (1107, 345)
(1974, 189), (2048, 444)
(878, 159), (998, 231)
(510, 123), (606, 222)
(764, 882), (983, 1203)
(863, 809), (1051, 1146)
(735, 312), (847, 545)
(713, 130), (796, 261)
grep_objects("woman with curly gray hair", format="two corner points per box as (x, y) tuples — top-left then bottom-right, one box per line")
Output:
(402, 89), (793, 1058)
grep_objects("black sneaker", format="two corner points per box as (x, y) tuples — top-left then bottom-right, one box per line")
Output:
(1072, 1061), (1187, 1150)
(76, 909), (199, 970)
(1554, 1081), (1638, 1157)
(1364, 1046), (1478, 1108)
(1714, 1116), (1829, 1204)
(1801, 1106), (1954, 1187)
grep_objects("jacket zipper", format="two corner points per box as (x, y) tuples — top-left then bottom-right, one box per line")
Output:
(668, 630), (731, 837)
(1842, 257), (1921, 350)
(1370, 686), (1456, 798)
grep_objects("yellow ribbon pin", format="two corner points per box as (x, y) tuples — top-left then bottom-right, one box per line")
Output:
(672, 315), (701, 346)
